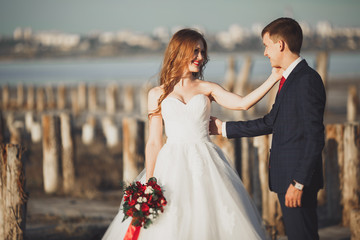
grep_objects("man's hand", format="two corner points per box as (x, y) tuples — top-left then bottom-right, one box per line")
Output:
(285, 184), (303, 208)
(209, 116), (223, 135)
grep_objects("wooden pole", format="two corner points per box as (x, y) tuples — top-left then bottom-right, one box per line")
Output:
(82, 116), (96, 145)
(122, 117), (145, 182)
(17, 84), (24, 109)
(211, 135), (237, 169)
(42, 115), (61, 194)
(223, 56), (236, 92)
(45, 85), (55, 109)
(36, 87), (45, 112)
(1, 144), (28, 240)
(254, 135), (269, 220)
(2, 85), (9, 110)
(71, 87), (79, 116)
(124, 86), (135, 113)
(140, 83), (153, 116)
(88, 85), (98, 112)
(57, 85), (66, 110)
(241, 137), (252, 195)
(323, 124), (344, 221)
(234, 55), (252, 95)
(350, 208), (360, 239)
(31, 121), (42, 143)
(101, 117), (119, 148)
(316, 51), (329, 87)
(0, 112), (4, 144)
(60, 113), (75, 194)
(343, 123), (360, 226)
(347, 85), (358, 123)
(26, 85), (35, 110)
(106, 84), (117, 114)
(78, 83), (87, 112)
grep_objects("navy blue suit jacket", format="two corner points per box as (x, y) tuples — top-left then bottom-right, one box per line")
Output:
(226, 60), (326, 193)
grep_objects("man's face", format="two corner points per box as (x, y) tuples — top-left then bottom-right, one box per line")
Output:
(262, 32), (282, 68)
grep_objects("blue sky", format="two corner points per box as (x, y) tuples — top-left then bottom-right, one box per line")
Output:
(0, 0), (359, 35)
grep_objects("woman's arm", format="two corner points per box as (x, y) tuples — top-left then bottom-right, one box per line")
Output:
(210, 68), (282, 110)
(145, 87), (164, 182)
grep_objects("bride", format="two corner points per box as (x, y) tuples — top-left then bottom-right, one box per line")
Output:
(103, 28), (282, 240)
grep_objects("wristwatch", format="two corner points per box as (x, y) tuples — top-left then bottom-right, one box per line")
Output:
(291, 180), (304, 191)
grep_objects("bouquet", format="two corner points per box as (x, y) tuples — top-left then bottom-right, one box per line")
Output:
(122, 177), (167, 240)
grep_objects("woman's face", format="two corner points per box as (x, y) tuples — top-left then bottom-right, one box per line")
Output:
(187, 40), (205, 74)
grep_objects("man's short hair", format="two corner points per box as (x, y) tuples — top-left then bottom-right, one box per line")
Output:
(262, 17), (303, 54)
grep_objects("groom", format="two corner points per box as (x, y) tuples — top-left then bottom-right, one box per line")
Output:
(210, 18), (326, 239)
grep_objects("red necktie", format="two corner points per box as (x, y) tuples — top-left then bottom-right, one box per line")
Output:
(278, 76), (286, 93)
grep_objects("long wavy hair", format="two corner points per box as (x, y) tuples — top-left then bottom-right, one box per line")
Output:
(151, 28), (209, 116)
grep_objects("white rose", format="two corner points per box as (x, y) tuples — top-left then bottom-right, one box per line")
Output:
(149, 208), (154, 213)
(135, 204), (141, 211)
(149, 215), (154, 220)
(143, 197), (147, 202)
(145, 186), (154, 194)
(157, 210), (161, 214)
(137, 198), (142, 203)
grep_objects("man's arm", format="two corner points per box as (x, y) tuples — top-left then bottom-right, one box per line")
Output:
(292, 72), (326, 186)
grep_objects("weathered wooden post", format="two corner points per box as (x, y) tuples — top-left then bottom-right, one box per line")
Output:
(82, 116), (96, 145)
(316, 51), (329, 87)
(36, 87), (45, 112)
(88, 85), (98, 112)
(211, 135), (237, 169)
(57, 85), (66, 110)
(241, 137), (252, 195)
(106, 84), (117, 114)
(27, 85), (35, 110)
(234, 55), (252, 95)
(31, 121), (42, 143)
(42, 114), (61, 194)
(45, 85), (55, 109)
(254, 135), (269, 220)
(350, 208), (360, 239)
(122, 117), (145, 182)
(60, 113), (75, 194)
(25, 112), (33, 133)
(140, 83), (153, 116)
(347, 86), (358, 123)
(1, 144), (28, 240)
(17, 84), (24, 109)
(78, 83), (87, 112)
(323, 124), (344, 222)
(101, 117), (119, 148)
(223, 56), (236, 92)
(2, 85), (9, 110)
(0, 112), (5, 144)
(343, 122), (360, 226)
(71, 87), (79, 116)
(124, 86), (135, 113)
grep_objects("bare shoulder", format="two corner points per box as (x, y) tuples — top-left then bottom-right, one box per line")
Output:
(196, 79), (219, 91)
(148, 86), (163, 101)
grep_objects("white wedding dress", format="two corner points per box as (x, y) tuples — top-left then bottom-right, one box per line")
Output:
(103, 94), (268, 240)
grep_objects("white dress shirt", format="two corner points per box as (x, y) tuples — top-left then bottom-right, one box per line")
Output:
(221, 56), (303, 138)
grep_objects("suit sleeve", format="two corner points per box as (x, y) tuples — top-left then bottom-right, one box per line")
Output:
(292, 73), (326, 186)
(226, 108), (275, 139)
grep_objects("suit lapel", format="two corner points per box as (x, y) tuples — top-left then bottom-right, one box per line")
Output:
(270, 60), (308, 120)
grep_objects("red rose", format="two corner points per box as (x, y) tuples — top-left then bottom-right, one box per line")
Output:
(141, 203), (150, 212)
(126, 208), (134, 216)
(129, 199), (136, 206)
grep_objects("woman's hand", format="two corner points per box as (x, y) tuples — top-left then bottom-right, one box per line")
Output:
(270, 67), (284, 82)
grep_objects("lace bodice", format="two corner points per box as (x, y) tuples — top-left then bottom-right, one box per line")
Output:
(161, 94), (211, 143)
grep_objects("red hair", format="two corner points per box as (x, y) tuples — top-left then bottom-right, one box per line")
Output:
(151, 28), (208, 116)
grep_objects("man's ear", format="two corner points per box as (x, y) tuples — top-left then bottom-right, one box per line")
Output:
(279, 40), (286, 52)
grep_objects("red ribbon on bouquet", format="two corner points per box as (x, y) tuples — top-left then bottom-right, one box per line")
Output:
(124, 220), (141, 240)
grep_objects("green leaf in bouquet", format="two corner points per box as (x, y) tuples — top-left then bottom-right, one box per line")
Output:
(122, 215), (129, 222)
(148, 177), (157, 183)
(144, 219), (153, 229)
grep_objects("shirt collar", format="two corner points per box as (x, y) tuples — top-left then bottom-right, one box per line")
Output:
(283, 56), (303, 79)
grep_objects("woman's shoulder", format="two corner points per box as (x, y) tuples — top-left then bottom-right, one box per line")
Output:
(196, 79), (221, 91)
(148, 86), (163, 99)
